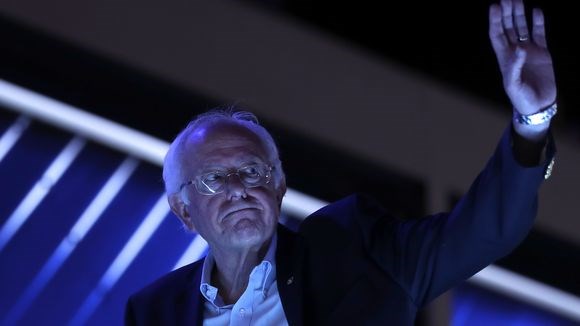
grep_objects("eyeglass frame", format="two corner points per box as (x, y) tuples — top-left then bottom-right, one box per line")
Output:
(179, 163), (274, 196)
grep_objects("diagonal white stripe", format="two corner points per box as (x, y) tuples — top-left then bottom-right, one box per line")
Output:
(69, 194), (170, 325)
(1, 157), (139, 325)
(0, 115), (31, 163)
(0, 137), (85, 252)
(172, 235), (208, 271)
(470, 265), (580, 322)
(0, 79), (167, 165)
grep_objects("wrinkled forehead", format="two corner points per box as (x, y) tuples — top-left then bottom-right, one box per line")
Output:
(183, 121), (270, 167)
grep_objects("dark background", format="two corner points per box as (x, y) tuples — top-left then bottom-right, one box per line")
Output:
(257, 0), (579, 137)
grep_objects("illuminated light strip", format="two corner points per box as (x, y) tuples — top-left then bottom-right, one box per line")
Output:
(0, 78), (326, 223)
(283, 189), (327, 217)
(1, 157), (139, 325)
(470, 265), (580, 322)
(172, 236), (209, 270)
(69, 194), (170, 325)
(0, 79), (166, 166)
(0, 78), (578, 321)
(0, 115), (31, 163)
(0, 137), (85, 252)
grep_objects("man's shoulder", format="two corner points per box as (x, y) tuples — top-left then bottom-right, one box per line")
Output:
(125, 259), (206, 324)
(303, 193), (388, 225)
(298, 193), (391, 238)
(130, 258), (205, 302)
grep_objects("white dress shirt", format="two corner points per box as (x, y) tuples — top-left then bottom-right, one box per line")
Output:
(200, 234), (288, 326)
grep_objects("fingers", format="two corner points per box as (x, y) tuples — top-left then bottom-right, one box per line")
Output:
(489, 4), (508, 54)
(513, 0), (530, 42)
(532, 8), (548, 48)
(499, 0), (531, 44)
(500, 0), (518, 43)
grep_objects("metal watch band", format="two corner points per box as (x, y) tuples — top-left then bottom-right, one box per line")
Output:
(514, 103), (558, 125)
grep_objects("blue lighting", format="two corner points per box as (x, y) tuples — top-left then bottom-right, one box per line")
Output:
(0, 137), (85, 253)
(172, 235), (208, 270)
(69, 194), (170, 325)
(1, 157), (138, 325)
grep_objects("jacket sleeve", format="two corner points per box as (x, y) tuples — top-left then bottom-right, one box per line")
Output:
(357, 124), (556, 307)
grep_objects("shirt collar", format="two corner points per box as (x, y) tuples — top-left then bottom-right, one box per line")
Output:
(199, 233), (278, 306)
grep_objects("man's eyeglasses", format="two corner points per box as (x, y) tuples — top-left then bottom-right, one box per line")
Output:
(180, 163), (273, 195)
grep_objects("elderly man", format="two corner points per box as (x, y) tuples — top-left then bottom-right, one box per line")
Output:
(125, 0), (557, 324)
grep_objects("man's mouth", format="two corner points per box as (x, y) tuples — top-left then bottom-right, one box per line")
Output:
(223, 207), (258, 221)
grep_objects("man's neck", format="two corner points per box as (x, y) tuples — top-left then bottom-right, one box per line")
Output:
(210, 240), (271, 304)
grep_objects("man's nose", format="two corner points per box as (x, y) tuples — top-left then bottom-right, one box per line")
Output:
(225, 173), (247, 200)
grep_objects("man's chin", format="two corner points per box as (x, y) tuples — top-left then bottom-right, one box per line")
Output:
(227, 223), (270, 248)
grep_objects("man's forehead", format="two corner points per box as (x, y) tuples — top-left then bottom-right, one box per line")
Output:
(187, 121), (261, 145)
(183, 121), (269, 164)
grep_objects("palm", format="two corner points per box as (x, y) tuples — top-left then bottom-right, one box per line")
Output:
(489, 0), (557, 115)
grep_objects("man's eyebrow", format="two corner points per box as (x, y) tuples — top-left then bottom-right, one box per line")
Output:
(198, 157), (265, 171)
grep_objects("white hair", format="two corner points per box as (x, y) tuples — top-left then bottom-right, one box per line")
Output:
(163, 108), (285, 196)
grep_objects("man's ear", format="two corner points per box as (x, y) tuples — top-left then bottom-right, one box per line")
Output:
(168, 193), (196, 231)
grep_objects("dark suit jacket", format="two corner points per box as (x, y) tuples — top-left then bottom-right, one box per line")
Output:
(125, 127), (555, 325)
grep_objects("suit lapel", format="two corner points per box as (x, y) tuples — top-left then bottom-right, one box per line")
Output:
(173, 228), (303, 325)
(276, 224), (304, 326)
(175, 260), (206, 326)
